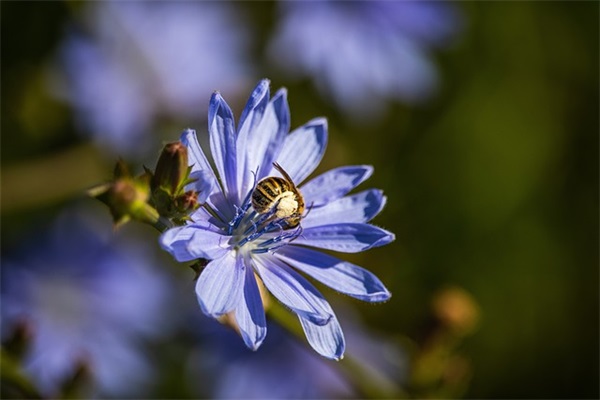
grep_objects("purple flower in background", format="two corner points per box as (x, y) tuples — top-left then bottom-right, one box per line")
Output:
(49, 1), (254, 155)
(188, 319), (353, 399)
(160, 79), (393, 360)
(186, 308), (406, 399)
(1, 206), (173, 397)
(268, 1), (462, 118)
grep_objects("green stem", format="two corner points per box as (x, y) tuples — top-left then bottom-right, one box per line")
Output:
(1, 348), (42, 399)
(152, 216), (173, 233)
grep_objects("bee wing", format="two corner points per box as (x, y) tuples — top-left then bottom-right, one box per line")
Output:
(272, 162), (295, 186)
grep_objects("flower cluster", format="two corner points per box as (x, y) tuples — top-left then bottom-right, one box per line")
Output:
(160, 79), (393, 359)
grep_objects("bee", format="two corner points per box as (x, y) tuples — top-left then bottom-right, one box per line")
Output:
(251, 162), (305, 228)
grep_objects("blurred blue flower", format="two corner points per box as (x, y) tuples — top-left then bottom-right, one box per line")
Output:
(48, 1), (254, 155)
(160, 79), (393, 360)
(268, 1), (462, 118)
(188, 319), (352, 399)
(186, 308), (406, 399)
(1, 206), (173, 397)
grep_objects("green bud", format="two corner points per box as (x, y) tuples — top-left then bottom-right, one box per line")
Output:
(148, 141), (202, 224)
(151, 141), (189, 197)
(88, 162), (161, 229)
(174, 190), (200, 214)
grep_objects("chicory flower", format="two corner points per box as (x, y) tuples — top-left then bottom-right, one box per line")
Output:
(268, 1), (462, 119)
(160, 79), (393, 360)
(49, 1), (254, 155)
(1, 206), (173, 397)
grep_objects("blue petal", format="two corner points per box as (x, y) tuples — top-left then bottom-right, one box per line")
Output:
(209, 92), (238, 200)
(237, 79), (270, 135)
(180, 129), (218, 189)
(235, 261), (267, 350)
(275, 246), (391, 302)
(159, 224), (229, 262)
(236, 80), (270, 199)
(302, 189), (387, 228)
(252, 255), (332, 325)
(195, 252), (244, 318)
(187, 169), (216, 205)
(299, 310), (345, 361)
(294, 223), (395, 253)
(180, 129), (230, 219)
(238, 88), (290, 198)
(300, 165), (373, 206)
(275, 117), (327, 184)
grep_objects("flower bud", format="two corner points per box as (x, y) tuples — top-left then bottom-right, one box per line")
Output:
(88, 162), (160, 229)
(431, 286), (480, 337)
(174, 190), (200, 213)
(152, 141), (189, 196)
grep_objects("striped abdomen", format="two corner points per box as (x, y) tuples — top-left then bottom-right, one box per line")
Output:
(251, 177), (294, 214)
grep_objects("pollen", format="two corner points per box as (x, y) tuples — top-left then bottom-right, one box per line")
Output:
(275, 192), (298, 219)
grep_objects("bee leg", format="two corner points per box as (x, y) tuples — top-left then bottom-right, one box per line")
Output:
(289, 225), (303, 242)
(303, 202), (315, 218)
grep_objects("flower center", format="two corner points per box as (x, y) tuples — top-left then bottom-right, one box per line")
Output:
(227, 188), (302, 255)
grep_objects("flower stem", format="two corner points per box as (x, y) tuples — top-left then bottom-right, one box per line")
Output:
(0, 349), (42, 399)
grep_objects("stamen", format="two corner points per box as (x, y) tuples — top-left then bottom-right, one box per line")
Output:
(257, 226), (303, 248)
(252, 226), (303, 254)
(242, 205), (279, 236)
(227, 169), (259, 235)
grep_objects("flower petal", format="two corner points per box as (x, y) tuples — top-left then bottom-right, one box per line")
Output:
(236, 80), (270, 198)
(238, 88), (290, 198)
(187, 169), (216, 205)
(294, 223), (395, 253)
(235, 262), (267, 350)
(237, 79), (270, 136)
(300, 165), (373, 206)
(252, 255), (332, 325)
(159, 224), (229, 262)
(275, 117), (327, 184)
(180, 129), (230, 218)
(302, 189), (387, 228)
(275, 246), (391, 302)
(209, 92), (238, 199)
(195, 252), (244, 318)
(180, 129), (217, 186)
(299, 310), (345, 361)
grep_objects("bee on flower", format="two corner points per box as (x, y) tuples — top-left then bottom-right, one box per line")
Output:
(160, 79), (393, 360)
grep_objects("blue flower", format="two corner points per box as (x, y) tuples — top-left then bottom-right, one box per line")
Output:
(186, 309), (407, 399)
(267, 1), (462, 119)
(1, 206), (173, 397)
(160, 79), (393, 360)
(49, 1), (254, 155)
(188, 319), (353, 398)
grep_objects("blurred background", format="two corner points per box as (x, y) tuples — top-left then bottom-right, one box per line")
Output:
(1, 1), (597, 398)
